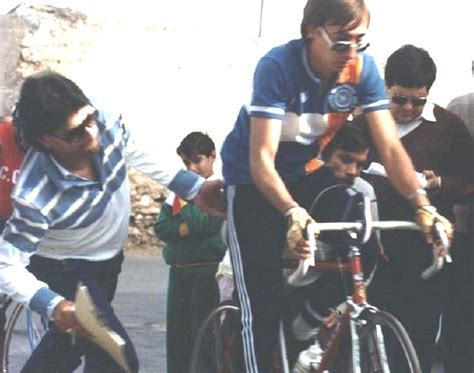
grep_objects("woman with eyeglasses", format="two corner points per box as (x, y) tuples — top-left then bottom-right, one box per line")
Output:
(356, 44), (474, 373)
(220, 1), (453, 372)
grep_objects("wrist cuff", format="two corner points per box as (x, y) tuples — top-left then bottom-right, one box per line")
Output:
(168, 170), (205, 200)
(407, 188), (427, 200)
(417, 205), (437, 214)
(284, 205), (300, 218)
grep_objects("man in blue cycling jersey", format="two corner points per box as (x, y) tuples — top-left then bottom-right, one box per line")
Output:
(220, 0), (452, 371)
(0, 71), (223, 372)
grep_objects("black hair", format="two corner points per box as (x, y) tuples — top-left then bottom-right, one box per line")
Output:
(176, 131), (215, 158)
(385, 44), (437, 90)
(13, 71), (89, 151)
(321, 123), (370, 162)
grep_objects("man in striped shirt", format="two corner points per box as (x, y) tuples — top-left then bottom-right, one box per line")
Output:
(0, 71), (223, 372)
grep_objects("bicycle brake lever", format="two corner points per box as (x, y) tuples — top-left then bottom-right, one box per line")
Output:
(421, 220), (452, 280)
(305, 223), (318, 269)
(360, 196), (373, 244)
(421, 258), (444, 280)
(286, 224), (319, 287)
(433, 220), (452, 263)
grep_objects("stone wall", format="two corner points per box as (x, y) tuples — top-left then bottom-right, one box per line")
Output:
(1, 4), (167, 254)
(0, 12), (27, 114)
(127, 168), (166, 255)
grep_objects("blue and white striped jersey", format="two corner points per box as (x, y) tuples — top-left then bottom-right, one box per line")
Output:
(221, 38), (390, 184)
(0, 104), (204, 317)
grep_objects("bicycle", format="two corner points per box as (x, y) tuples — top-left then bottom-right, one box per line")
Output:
(287, 218), (423, 373)
(0, 295), (48, 373)
(190, 187), (451, 373)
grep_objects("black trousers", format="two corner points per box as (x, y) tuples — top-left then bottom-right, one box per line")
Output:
(22, 252), (125, 373)
(369, 231), (446, 373)
(441, 232), (474, 373)
(226, 167), (338, 372)
(166, 265), (219, 373)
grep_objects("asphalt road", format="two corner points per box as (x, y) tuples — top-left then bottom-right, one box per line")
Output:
(3, 255), (166, 373)
(5, 254), (445, 372)
(114, 255), (167, 373)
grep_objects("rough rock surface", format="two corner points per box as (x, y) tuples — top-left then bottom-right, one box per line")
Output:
(1, 4), (168, 255)
(127, 168), (167, 255)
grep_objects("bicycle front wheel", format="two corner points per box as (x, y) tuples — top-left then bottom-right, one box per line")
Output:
(1, 303), (48, 373)
(356, 309), (421, 373)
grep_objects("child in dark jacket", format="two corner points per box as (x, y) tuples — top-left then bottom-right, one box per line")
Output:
(154, 132), (226, 373)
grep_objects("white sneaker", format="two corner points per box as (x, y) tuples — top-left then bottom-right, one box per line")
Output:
(292, 340), (323, 372)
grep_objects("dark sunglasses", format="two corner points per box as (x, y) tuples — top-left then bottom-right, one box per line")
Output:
(318, 27), (369, 53)
(49, 111), (97, 144)
(391, 95), (427, 107)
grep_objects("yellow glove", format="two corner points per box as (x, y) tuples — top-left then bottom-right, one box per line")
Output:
(284, 206), (316, 251)
(415, 206), (453, 244)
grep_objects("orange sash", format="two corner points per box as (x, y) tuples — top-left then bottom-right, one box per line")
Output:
(305, 56), (363, 174)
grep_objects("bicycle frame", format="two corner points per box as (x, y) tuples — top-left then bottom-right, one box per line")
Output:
(290, 195), (437, 373)
(194, 194), (441, 373)
(310, 244), (379, 373)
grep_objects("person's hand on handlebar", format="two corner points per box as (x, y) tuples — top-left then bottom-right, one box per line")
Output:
(415, 205), (453, 244)
(285, 206), (317, 260)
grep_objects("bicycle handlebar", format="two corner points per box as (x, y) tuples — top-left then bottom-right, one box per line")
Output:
(288, 220), (419, 287)
(287, 217), (450, 287)
(307, 220), (420, 233)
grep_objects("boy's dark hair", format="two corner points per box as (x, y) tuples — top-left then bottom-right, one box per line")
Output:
(321, 122), (370, 162)
(13, 71), (89, 151)
(300, 0), (368, 38)
(176, 131), (215, 158)
(385, 44), (437, 90)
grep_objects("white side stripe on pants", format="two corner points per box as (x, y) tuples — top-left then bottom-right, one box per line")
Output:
(226, 185), (259, 372)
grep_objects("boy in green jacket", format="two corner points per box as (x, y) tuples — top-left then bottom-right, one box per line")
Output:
(154, 132), (226, 373)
